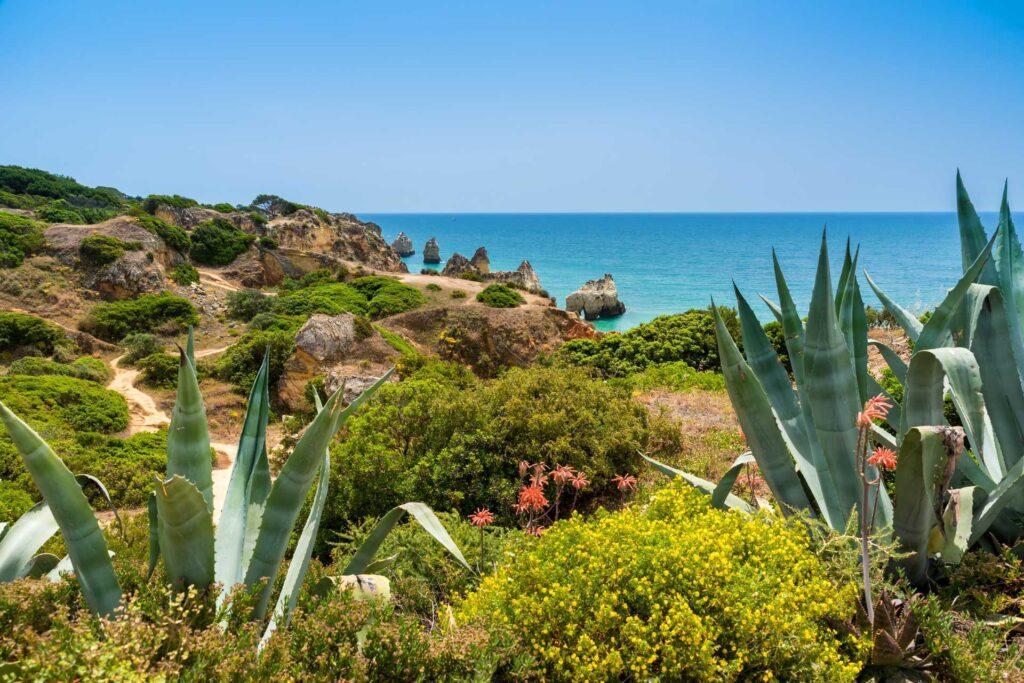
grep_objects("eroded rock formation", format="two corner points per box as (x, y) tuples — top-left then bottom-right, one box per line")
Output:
(392, 232), (415, 256)
(423, 237), (441, 264)
(442, 253), (477, 277)
(471, 247), (490, 274)
(488, 261), (543, 294)
(565, 274), (626, 320)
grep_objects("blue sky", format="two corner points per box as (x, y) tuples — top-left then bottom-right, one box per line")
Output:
(1, 1), (1022, 211)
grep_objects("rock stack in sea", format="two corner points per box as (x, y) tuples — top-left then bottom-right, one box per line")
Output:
(489, 261), (543, 294)
(423, 237), (441, 264)
(391, 232), (414, 256)
(442, 253), (476, 277)
(566, 274), (626, 320)
(471, 247), (490, 274)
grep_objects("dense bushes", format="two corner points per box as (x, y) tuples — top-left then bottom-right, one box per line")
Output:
(349, 276), (426, 318)
(226, 289), (273, 320)
(560, 307), (742, 376)
(189, 218), (255, 265)
(476, 284), (523, 308)
(0, 166), (122, 209)
(323, 362), (681, 532)
(272, 282), (369, 317)
(78, 234), (141, 266)
(130, 212), (191, 252)
(0, 211), (45, 268)
(120, 333), (163, 364)
(0, 375), (127, 434)
(0, 312), (63, 356)
(80, 293), (198, 341)
(170, 263), (199, 286)
(215, 328), (295, 390)
(7, 356), (109, 383)
(136, 353), (180, 387)
(457, 482), (860, 681)
(141, 194), (197, 213)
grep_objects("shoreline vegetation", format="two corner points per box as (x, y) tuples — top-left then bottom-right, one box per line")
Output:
(0, 164), (1021, 679)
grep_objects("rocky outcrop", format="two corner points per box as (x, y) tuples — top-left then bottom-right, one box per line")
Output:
(381, 305), (596, 377)
(222, 246), (287, 288)
(487, 261), (543, 295)
(441, 253), (477, 277)
(258, 209), (406, 272)
(277, 313), (400, 411)
(392, 232), (415, 257)
(470, 247), (490, 274)
(324, 371), (388, 404)
(84, 252), (166, 300)
(153, 206), (258, 232)
(566, 274), (626, 321)
(423, 238), (441, 264)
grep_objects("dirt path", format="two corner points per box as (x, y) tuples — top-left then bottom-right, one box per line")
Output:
(107, 346), (236, 519)
(196, 267), (241, 292)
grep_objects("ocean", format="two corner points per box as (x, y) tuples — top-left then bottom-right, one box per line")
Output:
(361, 213), (997, 332)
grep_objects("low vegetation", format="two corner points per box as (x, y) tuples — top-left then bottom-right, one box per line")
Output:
(78, 234), (141, 266)
(80, 293), (199, 341)
(0, 211), (45, 268)
(169, 262), (200, 286)
(0, 311), (64, 357)
(189, 217), (255, 266)
(475, 283), (523, 308)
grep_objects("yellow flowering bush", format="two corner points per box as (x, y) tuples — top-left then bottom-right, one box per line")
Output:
(457, 482), (862, 681)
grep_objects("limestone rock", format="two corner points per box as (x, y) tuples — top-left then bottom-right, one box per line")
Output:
(470, 247), (490, 274)
(441, 253), (477, 277)
(488, 261), (543, 294)
(324, 371), (388, 404)
(423, 237), (441, 264)
(392, 232), (415, 257)
(565, 274), (626, 321)
(258, 210), (407, 272)
(83, 251), (166, 300)
(294, 313), (359, 363)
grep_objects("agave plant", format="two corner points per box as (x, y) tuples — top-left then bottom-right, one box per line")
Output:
(0, 329), (467, 642)
(646, 233), (894, 532)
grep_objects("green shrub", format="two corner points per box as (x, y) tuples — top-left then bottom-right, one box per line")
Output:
(0, 312), (63, 356)
(210, 202), (235, 213)
(226, 289), (273, 320)
(258, 235), (277, 250)
(0, 166), (121, 209)
(450, 289), (467, 299)
(7, 356), (109, 384)
(459, 271), (484, 282)
(278, 268), (339, 293)
(78, 234), (141, 266)
(250, 194), (301, 216)
(169, 263), (199, 286)
(215, 328), (295, 390)
(426, 283), (442, 292)
(189, 218), (255, 266)
(420, 268), (438, 275)
(249, 211), (268, 226)
(136, 353), (180, 387)
(0, 480), (33, 524)
(0, 190), (46, 210)
(129, 212), (191, 252)
(36, 201), (85, 224)
(610, 360), (726, 393)
(560, 307), (742, 376)
(374, 325), (417, 356)
(80, 293), (199, 341)
(353, 315), (373, 340)
(0, 375), (127, 435)
(0, 211), (46, 268)
(350, 276), (426, 318)
(141, 194), (197, 213)
(457, 482), (861, 681)
(248, 312), (306, 333)
(272, 282), (369, 318)
(120, 333), (163, 365)
(476, 284), (524, 308)
(324, 363), (680, 531)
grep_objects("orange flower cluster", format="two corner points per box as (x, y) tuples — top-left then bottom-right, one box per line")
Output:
(469, 508), (495, 527)
(867, 446), (898, 472)
(857, 394), (893, 428)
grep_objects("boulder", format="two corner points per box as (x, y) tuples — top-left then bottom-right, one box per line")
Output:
(423, 237), (441, 264)
(441, 253), (477, 277)
(488, 261), (543, 294)
(294, 313), (359, 363)
(470, 247), (490, 274)
(392, 232), (415, 257)
(84, 251), (166, 300)
(324, 371), (388, 404)
(565, 274), (626, 321)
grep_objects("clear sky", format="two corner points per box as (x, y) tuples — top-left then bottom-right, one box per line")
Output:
(1, 1), (1022, 212)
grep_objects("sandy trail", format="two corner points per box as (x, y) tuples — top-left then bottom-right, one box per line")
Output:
(107, 346), (236, 519)
(196, 268), (241, 292)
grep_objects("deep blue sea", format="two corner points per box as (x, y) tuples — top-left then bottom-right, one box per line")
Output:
(361, 213), (999, 332)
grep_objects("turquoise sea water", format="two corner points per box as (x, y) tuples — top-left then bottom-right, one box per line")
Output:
(361, 213), (998, 332)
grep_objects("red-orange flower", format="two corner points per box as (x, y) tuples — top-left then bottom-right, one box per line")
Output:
(867, 446), (898, 472)
(552, 465), (575, 485)
(571, 473), (590, 490)
(612, 474), (637, 492)
(515, 484), (549, 514)
(469, 508), (495, 527)
(518, 460), (531, 477)
(857, 394), (893, 428)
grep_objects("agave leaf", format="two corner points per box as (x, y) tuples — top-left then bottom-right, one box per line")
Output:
(868, 340), (908, 385)
(956, 171), (996, 282)
(835, 237), (853, 315)
(166, 350), (214, 511)
(864, 272), (924, 343)
(641, 453), (754, 512)
(760, 295), (784, 324)
(711, 452), (755, 509)
(246, 370), (393, 619)
(993, 185), (1024, 354)
(771, 249), (806, 378)
(903, 348), (1002, 478)
(343, 502), (468, 576)
(0, 402), (121, 616)
(147, 492), (159, 579)
(185, 326), (196, 370)
(966, 286), (1024, 469)
(969, 454), (1024, 545)
(893, 427), (950, 586)
(24, 553), (60, 579)
(0, 500), (58, 581)
(46, 554), (73, 582)
(75, 474), (124, 539)
(711, 302), (814, 517)
(215, 350), (271, 595)
(260, 446), (331, 649)
(939, 486), (975, 565)
(154, 475), (214, 588)
(851, 276), (870, 403)
(803, 233), (861, 524)
(916, 233), (995, 351)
